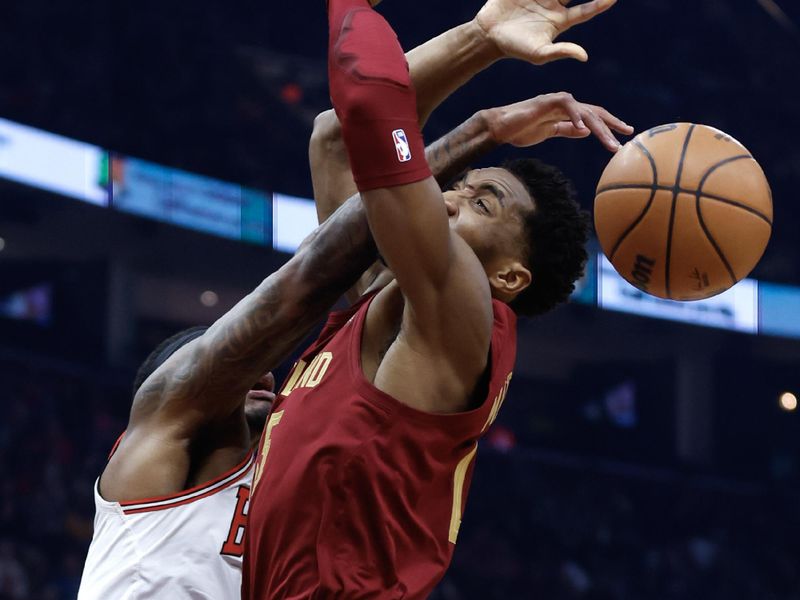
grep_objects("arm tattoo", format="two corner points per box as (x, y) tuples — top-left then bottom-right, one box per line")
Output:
(135, 196), (377, 424)
(138, 113), (501, 424)
(426, 112), (498, 187)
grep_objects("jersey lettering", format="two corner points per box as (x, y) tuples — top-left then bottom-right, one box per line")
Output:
(282, 352), (334, 395)
(448, 444), (478, 544)
(220, 485), (250, 557)
(280, 360), (307, 395)
(252, 410), (285, 492)
(481, 372), (513, 433)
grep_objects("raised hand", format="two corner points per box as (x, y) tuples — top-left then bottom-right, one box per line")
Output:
(475, 0), (617, 64)
(483, 92), (633, 151)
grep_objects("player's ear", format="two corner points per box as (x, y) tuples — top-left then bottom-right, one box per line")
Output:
(489, 262), (531, 302)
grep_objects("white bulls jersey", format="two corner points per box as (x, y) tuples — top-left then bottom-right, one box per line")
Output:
(78, 451), (255, 599)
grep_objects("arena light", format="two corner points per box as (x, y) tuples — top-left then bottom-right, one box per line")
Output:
(0, 118), (108, 205)
(272, 193), (318, 253)
(779, 392), (797, 412)
(200, 290), (219, 307)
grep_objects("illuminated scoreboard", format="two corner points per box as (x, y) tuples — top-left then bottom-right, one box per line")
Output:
(2, 116), (799, 341)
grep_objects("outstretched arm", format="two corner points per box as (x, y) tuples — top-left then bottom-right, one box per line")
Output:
(313, 0), (616, 218)
(102, 197), (377, 501)
(311, 93), (631, 303)
(131, 197), (377, 432)
(326, 0), (631, 412)
(312, 0), (624, 302)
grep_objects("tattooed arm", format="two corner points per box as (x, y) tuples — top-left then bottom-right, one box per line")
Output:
(101, 198), (377, 501)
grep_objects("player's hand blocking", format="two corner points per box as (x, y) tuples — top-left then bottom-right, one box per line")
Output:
(475, 0), (617, 64)
(484, 92), (634, 152)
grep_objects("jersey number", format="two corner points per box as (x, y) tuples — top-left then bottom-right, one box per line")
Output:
(252, 410), (284, 492)
(220, 485), (250, 557)
(449, 372), (512, 544)
(448, 444), (477, 544)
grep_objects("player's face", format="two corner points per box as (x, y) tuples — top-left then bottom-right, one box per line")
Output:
(444, 167), (533, 275)
(244, 372), (276, 433)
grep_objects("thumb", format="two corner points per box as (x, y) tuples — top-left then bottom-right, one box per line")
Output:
(533, 42), (589, 65)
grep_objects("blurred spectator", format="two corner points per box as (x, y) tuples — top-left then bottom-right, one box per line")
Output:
(0, 539), (29, 599)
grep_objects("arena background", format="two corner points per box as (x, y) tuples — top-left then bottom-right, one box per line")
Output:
(1, 1), (799, 598)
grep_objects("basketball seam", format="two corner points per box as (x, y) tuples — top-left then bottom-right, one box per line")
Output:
(596, 184), (772, 226)
(665, 124), (696, 299)
(607, 140), (659, 261)
(696, 154), (753, 193)
(695, 197), (737, 285)
(694, 154), (759, 286)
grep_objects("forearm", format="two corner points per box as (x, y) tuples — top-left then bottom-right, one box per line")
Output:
(426, 110), (498, 186)
(138, 197), (376, 424)
(314, 109), (497, 219)
(203, 197), (376, 381)
(407, 20), (501, 127)
(311, 20), (498, 222)
(309, 111), (355, 224)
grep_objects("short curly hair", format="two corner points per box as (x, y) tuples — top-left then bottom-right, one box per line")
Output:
(132, 326), (208, 397)
(502, 158), (589, 317)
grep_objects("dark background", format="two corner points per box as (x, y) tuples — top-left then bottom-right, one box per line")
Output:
(0, 1), (799, 598)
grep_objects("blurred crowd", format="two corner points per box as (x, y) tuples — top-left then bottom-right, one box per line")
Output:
(441, 451), (800, 600)
(0, 358), (127, 600)
(1, 356), (797, 600)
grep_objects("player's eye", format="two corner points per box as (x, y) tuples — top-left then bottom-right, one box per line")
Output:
(475, 198), (490, 214)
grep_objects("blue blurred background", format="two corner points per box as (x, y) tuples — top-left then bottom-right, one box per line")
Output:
(1, 1), (799, 598)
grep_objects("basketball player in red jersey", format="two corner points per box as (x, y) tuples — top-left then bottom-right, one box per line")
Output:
(78, 31), (619, 595)
(242, 0), (631, 597)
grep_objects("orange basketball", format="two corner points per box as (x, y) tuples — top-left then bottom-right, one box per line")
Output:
(594, 123), (773, 300)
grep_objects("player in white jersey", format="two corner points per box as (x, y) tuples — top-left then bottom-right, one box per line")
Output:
(80, 413), (255, 598)
(78, 193), (381, 598)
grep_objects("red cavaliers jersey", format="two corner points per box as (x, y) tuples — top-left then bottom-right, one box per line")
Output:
(243, 292), (517, 599)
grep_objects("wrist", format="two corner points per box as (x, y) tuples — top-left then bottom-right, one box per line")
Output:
(476, 108), (504, 145)
(462, 19), (504, 66)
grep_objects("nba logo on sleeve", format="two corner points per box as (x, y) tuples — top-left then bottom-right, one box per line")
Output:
(392, 129), (412, 163)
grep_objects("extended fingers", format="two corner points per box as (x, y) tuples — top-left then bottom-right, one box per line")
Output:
(566, 0), (617, 26)
(539, 93), (634, 151)
(588, 105), (634, 135)
(578, 107), (621, 151)
(553, 121), (592, 139)
(557, 94), (588, 130)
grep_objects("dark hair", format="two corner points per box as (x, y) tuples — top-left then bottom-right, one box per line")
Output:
(502, 158), (589, 317)
(132, 326), (208, 396)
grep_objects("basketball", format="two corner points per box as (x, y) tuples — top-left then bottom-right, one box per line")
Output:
(594, 123), (773, 300)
